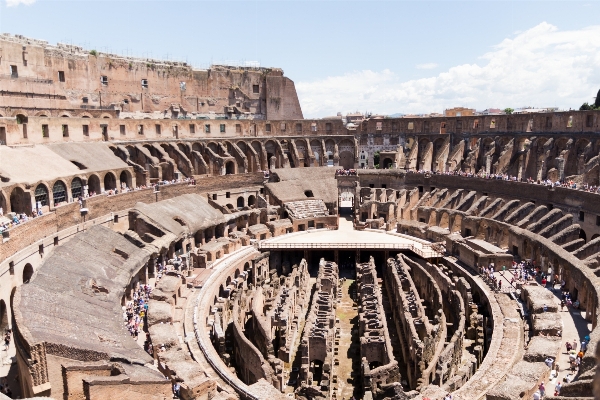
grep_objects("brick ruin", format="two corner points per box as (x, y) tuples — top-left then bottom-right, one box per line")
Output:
(2, 33), (600, 400)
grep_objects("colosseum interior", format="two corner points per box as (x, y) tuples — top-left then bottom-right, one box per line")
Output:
(0, 33), (599, 400)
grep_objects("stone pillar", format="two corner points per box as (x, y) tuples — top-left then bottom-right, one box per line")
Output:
(557, 157), (565, 182)
(485, 155), (492, 174)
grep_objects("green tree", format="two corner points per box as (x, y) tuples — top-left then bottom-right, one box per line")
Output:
(89, 50), (98, 57)
(503, 108), (514, 115)
(595, 88), (600, 108)
(373, 151), (380, 169)
(580, 102), (594, 111)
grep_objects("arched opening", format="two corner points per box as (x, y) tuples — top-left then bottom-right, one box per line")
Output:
(34, 183), (49, 208)
(23, 263), (34, 284)
(247, 195), (256, 207)
(0, 192), (6, 215)
(591, 234), (600, 242)
(237, 196), (244, 209)
(104, 172), (117, 191)
(305, 190), (314, 198)
(71, 177), (83, 200)
(579, 229), (587, 243)
(226, 204), (234, 210)
(267, 153), (275, 169)
(0, 300), (8, 333)
(10, 187), (29, 214)
(225, 161), (235, 175)
(52, 180), (67, 205)
(382, 158), (394, 169)
(88, 175), (101, 196)
(119, 170), (132, 189)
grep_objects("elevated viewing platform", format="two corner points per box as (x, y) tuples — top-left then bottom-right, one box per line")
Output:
(259, 219), (441, 259)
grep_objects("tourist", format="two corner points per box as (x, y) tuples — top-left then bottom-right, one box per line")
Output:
(173, 381), (181, 398)
(554, 381), (562, 395)
(565, 341), (572, 352)
(581, 340), (587, 353)
(543, 304), (547, 312)
(538, 382), (545, 397)
(532, 390), (541, 400)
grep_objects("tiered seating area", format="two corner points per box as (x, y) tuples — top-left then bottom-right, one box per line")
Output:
(284, 199), (329, 220)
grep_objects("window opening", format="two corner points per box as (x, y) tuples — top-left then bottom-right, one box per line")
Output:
(53, 181), (67, 205)
(35, 184), (48, 207)
(71, 178), (82, 200)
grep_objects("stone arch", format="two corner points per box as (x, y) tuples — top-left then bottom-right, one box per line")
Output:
(451, 214), (463, 233)
(119, 170), (132, 189)
(100, 113), (112, 119)
(10, 186), (29, 214)
(52, 180), (67, 206)
(264, 140), (278, 169)
(439, 212), (450, 229)
(60, 112), (73, 118)
(237, 196), (245, 209)
(225, 161), (235, 175)
(226, 204), (234, 210)
(579, 228), (587, 243)
(247, 195), (256, 207)
(566, 138), (590, 176)
(23, 263), (34, 284)
(310, 139), (322, 166)
(0, 300), (7, 333)
(88, 174), (101, 195)
(592, 234), (600, 241)
(382, 157), (394, 169)
(71, 177), (83, 200)
(34, 110), (51, 117)
(80, 112), (93, 118)
(104, 172), (117, 191)
(34, 183), (49, 208)
(0, 191), (6, 215)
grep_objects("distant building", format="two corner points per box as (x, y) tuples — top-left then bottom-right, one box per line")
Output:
(444, 107), (476, 117)
(346, 112), (365, 123)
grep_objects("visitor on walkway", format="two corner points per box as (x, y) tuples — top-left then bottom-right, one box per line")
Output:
(173, 381), (181, 398)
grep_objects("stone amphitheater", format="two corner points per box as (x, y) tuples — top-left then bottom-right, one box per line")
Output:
(0, 34), (599, 400)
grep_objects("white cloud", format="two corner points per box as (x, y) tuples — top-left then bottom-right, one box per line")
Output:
(416, 63), (438, 70)
(297, 22), (600, 118)
(5, 0), (36, 6)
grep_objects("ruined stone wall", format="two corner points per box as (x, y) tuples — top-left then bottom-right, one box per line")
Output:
(0, 34), (302, 120)
(299, 259), (338, 390)
(356, 257), (400, 397)
(384, 254), (444, 390)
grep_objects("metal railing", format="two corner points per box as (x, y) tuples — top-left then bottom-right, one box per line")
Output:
(259, 241), (440, 258)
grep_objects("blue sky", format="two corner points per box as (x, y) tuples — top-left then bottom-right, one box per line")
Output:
(1, 1), (600, 117)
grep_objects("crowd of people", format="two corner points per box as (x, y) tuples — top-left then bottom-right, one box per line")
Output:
(408, 169), (600, 194)
(335, 168), (357, 176)
(123, 284), (151, 342)
(0, 209), (44, 233)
